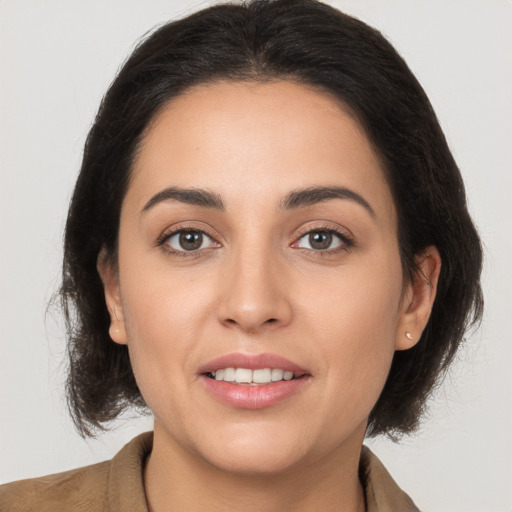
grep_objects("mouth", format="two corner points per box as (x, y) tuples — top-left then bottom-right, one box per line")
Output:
(199, 353), (310, 409)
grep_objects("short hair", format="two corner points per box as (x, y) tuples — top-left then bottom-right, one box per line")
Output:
(60, 0), (483, 438)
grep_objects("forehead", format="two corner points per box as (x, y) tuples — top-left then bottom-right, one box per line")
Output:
(128, 80), (395, 221)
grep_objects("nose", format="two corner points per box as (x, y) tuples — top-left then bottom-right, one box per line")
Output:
(216, 247), (293, 333)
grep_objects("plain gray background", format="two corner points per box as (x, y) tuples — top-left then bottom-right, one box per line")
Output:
(1, 1), (511, 510)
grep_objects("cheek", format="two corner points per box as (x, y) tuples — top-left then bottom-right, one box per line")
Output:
(116, 254), (215, 408)
(296, 253), (403, 416)
(121, 271), (206, 347)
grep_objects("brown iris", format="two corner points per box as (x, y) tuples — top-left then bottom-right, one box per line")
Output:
(179, 231), (203, 251)
(309, 231), (333, 250)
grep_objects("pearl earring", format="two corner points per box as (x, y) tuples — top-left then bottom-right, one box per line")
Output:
(405, 331), (413, 340)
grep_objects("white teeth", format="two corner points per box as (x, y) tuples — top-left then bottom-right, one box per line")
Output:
(253, 368), (272, 384)
(234, 368), (252, 383)
(271, 368), (284, 381)
(210, 367), (297, 384)
(223, 367), (236, 382)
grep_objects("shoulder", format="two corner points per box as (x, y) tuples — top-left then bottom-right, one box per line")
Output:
(360, 445), (421, 512)
(0, 432), (153, 512)
(0, 461), (110, 512)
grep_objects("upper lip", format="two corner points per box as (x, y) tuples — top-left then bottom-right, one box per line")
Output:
(198, 352), (308, 376)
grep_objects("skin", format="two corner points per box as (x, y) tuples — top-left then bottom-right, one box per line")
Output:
(99, 80), (440, 512)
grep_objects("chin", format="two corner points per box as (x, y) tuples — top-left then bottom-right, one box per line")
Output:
(184, 420), (312, 475)
(203, 442), (306, 476)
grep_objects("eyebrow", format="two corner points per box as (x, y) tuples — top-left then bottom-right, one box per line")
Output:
(141, 185), (374, 217)
(280, 186), (375, 217)
(142, 187), (224, 213)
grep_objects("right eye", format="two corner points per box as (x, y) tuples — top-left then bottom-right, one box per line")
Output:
(163, 229), (219, 253)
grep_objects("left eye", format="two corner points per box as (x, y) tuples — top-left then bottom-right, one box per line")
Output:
(164, 230), (217, 252)
(295, 230), (346, 251)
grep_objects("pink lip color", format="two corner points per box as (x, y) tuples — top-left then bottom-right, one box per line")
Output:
(198, 352), (310, 410)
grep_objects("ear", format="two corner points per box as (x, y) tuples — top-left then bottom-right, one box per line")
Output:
(395, 246), (441, 351)
(97, 248), (128, 345)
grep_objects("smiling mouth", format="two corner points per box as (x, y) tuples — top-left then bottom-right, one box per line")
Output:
(206, 368), (302, 385)
(200, 358), (310, 408)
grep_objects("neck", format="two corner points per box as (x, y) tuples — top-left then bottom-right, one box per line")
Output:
(144, 422), (366, 512)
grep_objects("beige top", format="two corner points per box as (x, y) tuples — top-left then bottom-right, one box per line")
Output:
(0, 432), (419, 511)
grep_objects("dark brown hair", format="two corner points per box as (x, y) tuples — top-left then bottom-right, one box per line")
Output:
(61, 0), (483, 438)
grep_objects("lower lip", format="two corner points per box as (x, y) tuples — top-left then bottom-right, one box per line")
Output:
(200, 375), (310, 409)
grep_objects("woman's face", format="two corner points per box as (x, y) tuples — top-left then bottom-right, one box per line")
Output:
(103, 80), (419, 474)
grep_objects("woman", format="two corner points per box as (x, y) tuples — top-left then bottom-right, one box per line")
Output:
(0, 0), (484, 510)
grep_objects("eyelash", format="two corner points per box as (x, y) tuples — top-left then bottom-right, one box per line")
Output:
(156, 225), (354, 257)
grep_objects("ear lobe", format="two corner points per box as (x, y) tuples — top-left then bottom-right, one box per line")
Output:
(395, 246), (441, 351)
(97, 249), (128, 345)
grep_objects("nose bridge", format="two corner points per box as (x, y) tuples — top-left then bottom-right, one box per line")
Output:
(217, 236), (292, 332)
